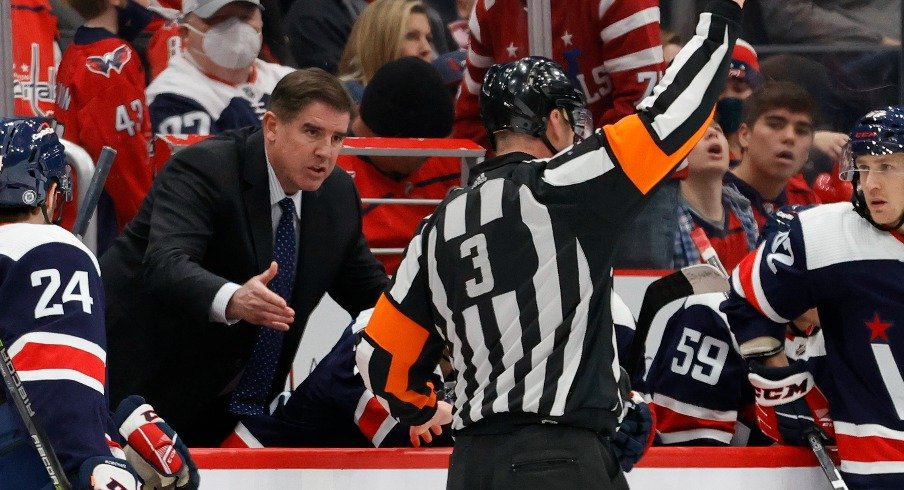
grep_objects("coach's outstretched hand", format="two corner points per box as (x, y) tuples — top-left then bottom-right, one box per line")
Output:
(226, 261), (295, 331)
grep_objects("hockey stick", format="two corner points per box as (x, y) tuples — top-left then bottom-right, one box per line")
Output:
(807, 430), (850, 490)
(0, 338), (72, 489)
(624, 263), (729, 377)
(72, 146), (117, 240)
(690, 229), (850, 489)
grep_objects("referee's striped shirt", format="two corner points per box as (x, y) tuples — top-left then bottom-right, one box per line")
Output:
(357, 0), (741, 434)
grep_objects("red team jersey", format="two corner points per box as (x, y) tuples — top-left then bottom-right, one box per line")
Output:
(11, 0), (59, 117)
(454, 0), (664, 148)
(339, 155), (461, 275)
(55, 28), (153, 231)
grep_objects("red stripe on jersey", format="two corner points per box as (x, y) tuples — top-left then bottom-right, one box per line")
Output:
(357, 396), (392, 442)
(836, 433), (904, 463)
(13, 342), (106, 385)
(651, 403), (736, 434)
(736, 250), (766, 317)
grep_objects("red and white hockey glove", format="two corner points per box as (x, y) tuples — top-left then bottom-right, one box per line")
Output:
(76, 456), (142, 490)
(114, 395), (199, 490)
(748, 360), (835, 445)
(612, 392), (656, 472)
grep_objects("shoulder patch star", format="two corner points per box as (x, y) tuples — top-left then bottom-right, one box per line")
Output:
(561, 31), (573, 46)
(506, 42), (519, 58)
(866, 312), (894, 342)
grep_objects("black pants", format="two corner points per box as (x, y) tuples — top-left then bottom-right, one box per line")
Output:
(447, 424), (630, 490)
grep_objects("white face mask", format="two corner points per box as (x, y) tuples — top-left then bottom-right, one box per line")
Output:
(187, 17), (262, 70)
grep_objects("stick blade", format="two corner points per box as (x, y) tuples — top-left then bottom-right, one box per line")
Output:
(681, 263), (730, 294)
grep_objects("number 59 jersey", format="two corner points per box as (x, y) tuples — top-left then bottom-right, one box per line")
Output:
(0, 223), (112, 477)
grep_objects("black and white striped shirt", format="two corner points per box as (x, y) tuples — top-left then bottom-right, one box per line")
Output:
(357, 0), (741, 435)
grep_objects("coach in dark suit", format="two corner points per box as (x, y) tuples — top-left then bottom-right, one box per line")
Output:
(100, 68), (389, 447)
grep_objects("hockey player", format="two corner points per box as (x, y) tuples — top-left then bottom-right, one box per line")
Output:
(357, 0), (743, 486)
(0, 118), (198, 489)
(722, 106), (904, 489)
(54, 0), (155, 248)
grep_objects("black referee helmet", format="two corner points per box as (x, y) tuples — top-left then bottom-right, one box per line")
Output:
(480, 56), (589, 150)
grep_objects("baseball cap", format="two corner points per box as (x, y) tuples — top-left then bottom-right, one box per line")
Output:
(181, 0), (263, 19)
(432, 50), (466, 92)
(729, 39), (763, 88)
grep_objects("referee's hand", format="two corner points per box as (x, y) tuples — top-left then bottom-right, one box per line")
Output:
(410, 401), (453, 447)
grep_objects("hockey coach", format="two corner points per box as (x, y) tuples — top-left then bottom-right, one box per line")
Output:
(101, 68), (388, 447)
(356, 0), (746, 487)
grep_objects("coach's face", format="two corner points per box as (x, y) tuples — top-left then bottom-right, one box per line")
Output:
(263, 102), (350, 194)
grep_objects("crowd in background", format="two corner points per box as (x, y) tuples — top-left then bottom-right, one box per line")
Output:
(5, 0), (903, 452)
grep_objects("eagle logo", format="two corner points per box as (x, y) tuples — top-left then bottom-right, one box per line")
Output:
(85, 45), (132, 78)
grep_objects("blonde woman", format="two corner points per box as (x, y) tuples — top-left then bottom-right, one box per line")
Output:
(338, 0), (435, 102)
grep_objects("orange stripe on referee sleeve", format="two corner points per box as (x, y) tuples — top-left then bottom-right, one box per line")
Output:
(604, 110), (714, 194)
(365, 294), (437, 410)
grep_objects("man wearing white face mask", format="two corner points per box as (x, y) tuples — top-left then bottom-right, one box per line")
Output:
(146, 0), (294, 135)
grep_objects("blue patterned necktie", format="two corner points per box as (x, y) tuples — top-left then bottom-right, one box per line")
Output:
(229, 197), (297, 416)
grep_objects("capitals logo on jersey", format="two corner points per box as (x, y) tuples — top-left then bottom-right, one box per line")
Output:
(85, 45), (131, 78)
(12, 43), (57, 117)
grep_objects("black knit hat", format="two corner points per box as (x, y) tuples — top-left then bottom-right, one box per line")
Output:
(360, 56), (454, 138)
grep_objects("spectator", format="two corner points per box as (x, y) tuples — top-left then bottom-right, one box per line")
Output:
(674, 121), (758, 272)
(283, 0), (450, 75)
(146, 0), (294, 135)
(453, 0), (665, 149)
(356, 0), (741, 482)
(54, 0), (155, 251)
(725, 81), (821, 228)
(11, 0), (60, 117)
(715, 38), (763, 167)
(338, 0), (436, 103)
(100, 68), (389, 447)
(661, 29), (683, 65)
(757, 0), (900, 46)
(454, 0), (670, 269)
(339, 57), (459, 275)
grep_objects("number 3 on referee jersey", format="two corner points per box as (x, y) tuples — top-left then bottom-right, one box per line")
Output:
(460, 233), (494, 298)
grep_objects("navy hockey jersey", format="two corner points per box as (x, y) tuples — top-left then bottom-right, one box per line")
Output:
(222, 325), (451, 448)
(723, 202), (904, 489)
(0, 224), (113, 484)
(147, 55), (294, 135)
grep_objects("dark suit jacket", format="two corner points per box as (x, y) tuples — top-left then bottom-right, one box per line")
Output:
(100, 127), (388, 445)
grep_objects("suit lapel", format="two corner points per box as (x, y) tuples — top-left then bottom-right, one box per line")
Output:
(241, 130), (273, 272)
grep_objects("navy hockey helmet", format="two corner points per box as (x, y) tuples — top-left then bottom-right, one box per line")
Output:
(480, 56), (590, 151)
(840, 106), (904, 230)
(0, 117), (71, 210)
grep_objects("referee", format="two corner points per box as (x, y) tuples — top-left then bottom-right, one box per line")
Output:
(357, 0), (745, 487)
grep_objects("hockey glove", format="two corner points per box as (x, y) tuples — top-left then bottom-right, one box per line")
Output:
(114, 395), (200, 490)
(74, 456), (142, 490)
(748, 360), (835, 445)
(611, 392), (656, 473)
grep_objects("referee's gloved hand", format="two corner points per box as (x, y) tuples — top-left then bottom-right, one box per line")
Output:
(612, 392), (655, 473)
